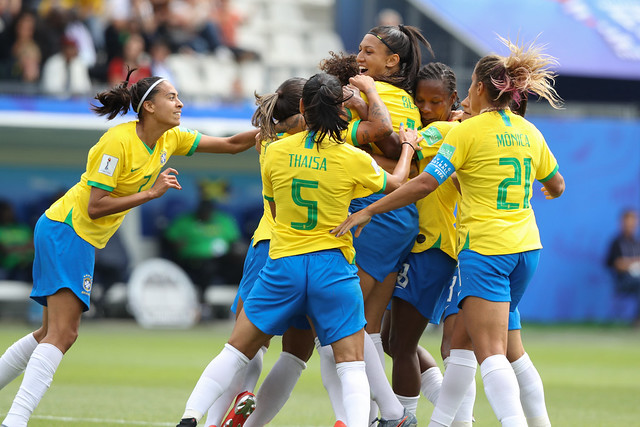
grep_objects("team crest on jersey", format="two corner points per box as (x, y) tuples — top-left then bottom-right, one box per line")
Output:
(439, 143), (456, 160)
(82, 274), (93, 295)
(98, 154), (119, 177)
(422, 127), (443, 146)
(160, 150), (167, 165)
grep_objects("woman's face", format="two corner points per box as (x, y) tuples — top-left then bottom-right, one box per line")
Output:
(414, 79), (456, 126)
(468, 72), (483, 116)
(356, 33), (396, 80)
(148, 82), (183, 127)
(460, 96), (472, 121)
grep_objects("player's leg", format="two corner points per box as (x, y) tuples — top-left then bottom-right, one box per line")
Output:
(507, 329), (550, 427)
(244, 326), (314, 427)
(179, 310), (272, 425)
(388, 297), (430, 414)
(3, 289), (82, 427)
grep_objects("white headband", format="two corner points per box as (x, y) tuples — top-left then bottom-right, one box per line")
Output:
(136, 78), (166, 114)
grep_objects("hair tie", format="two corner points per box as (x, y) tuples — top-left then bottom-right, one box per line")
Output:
(368, 32), (397, 54)
(136, 78), (166, 114)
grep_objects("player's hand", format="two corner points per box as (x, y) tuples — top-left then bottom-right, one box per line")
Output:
(331, 209), (372, 238)
(540, 185), (555, 199)
(399, 123), (422, 153)
(150, 168), (182, 198)
(348, 74), (376, 93)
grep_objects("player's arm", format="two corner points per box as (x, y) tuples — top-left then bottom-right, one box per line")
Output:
(88, 168), (182, 219)
(268, 200), (276, 220)
(196, 129), (259, 154)
(540, 171), (564, 199)
(349, 75), (394, 145)
(332, 171), (438, 237)
(381, 124), (421, 193)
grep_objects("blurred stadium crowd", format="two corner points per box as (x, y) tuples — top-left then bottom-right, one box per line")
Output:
(0, 0), (341, 102)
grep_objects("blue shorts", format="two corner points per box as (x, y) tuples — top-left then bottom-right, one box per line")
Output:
(231, 239), (310, 329)
(457, 249), (541, 311)
(433, 267), (522, 330)
(243, 249), (365, 346)
(350, 194), (418, 282)
(231, 239), (270, 314)
(31, 215), (95, 312)
(393, 249), (457, 321)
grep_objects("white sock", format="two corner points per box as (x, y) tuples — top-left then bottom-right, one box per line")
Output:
(430, 349), (476, 427)
(205, 346), (266, 426)
(421, 366), (443, 406)
(442, 357), (476, 425)
(511, 353), (550, 427)
(0, 333), (38, 390)
(481, 354), (526, 426)
(396, 394), (419, 415)
(243, 346), (266, 391)
(452, 376), (476, 424)
(364, 332), (404, 421)
(245, 351), (306, 427)
(367, 333), (384, 422)
(316, 337), (347, 423)
(183, 344), (249, 421)
(337, 361), (370, 427)
(2, 343), (63, 427)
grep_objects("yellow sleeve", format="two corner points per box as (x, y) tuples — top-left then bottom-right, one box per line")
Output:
(85, 134), (126, 192)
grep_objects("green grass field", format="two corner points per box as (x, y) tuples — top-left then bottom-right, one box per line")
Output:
(1, 319), (639, 426)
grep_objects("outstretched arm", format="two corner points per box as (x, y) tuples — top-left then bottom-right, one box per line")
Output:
(196, 129), (260, 154)
(332, 171), (438, 238)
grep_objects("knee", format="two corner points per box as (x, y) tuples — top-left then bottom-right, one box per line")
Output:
(45, 329), (79, 353)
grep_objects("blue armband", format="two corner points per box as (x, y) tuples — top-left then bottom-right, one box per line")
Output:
(424, 154), (455, 185)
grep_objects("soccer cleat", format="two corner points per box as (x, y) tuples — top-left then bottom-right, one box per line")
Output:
(177, 417), (197, 427)
(375, 408), (418, 427)
(221, 391), (256, 427)
(334, 421), (347, 427)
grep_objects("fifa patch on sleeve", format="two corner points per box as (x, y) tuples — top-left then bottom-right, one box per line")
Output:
(421, 127), (444, 146)
(439, 143), (456, 160)
(98, 154), (119, 177)
(424, 154), (455, 184)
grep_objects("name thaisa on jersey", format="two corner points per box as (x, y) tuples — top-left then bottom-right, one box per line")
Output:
(496, 132), (531, 148)
(288, 153), (327, 171)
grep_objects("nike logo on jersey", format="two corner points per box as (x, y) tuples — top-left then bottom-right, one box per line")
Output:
(131, 167), (141, 172)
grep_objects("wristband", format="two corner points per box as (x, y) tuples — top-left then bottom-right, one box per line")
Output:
(401, 141), (416, 153)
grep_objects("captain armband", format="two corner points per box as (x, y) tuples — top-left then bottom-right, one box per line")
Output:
(424, 154), (455, 185)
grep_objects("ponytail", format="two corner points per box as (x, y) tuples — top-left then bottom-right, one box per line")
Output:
(252, 77), (307, 143)
(302, 73), (349, 147)
(475, 36), (562, 110)
(91, 72), (168, 121)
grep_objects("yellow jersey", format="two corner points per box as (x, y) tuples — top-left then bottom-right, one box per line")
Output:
(412, 121), (459, 258)
(426, 110), (559, 255)
(251, 132), (293, 246)
(346, 81), (421, 199)
(262, 131), (387, 262)
(46, 121), (200, 248)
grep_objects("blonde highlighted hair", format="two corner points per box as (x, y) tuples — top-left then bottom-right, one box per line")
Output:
(475, 36), (563, 110)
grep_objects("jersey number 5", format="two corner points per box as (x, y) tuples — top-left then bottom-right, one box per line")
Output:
(291, 178), (318, 230)
(497, 157), (532, 210)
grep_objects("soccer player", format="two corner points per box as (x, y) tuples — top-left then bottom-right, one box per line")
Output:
(0, 72), (258, 427)
(383, 62), (461, 415)
(175, 72), (419, 427)
(203, 77), (310, 427)
(332, 37), (566, 427)
(315, 25), (433, 426)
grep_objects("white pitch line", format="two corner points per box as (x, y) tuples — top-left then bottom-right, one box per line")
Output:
(28, 414), (174, 426)
(22, 414), (317, 427)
